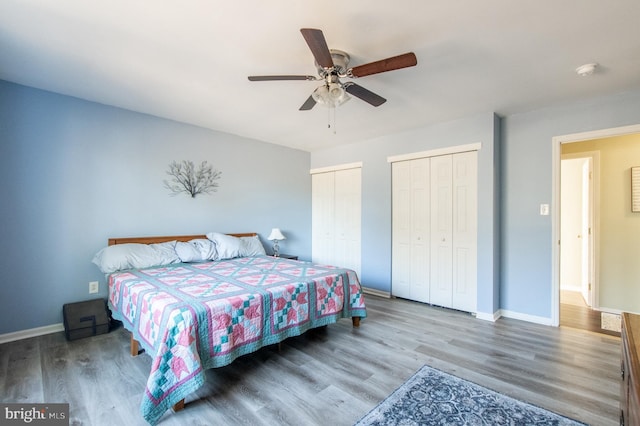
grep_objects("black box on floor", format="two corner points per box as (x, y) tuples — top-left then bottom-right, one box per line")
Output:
(63, 298), (110, 341)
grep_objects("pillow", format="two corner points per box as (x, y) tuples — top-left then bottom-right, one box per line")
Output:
(239, 235), (266, 256)
(174, 241), (200, 263)
(92, 241), (180, 274)
(175, 239), (217, 262)
(206, 232), (243, 260)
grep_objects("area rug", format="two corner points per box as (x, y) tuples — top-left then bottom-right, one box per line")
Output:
(354, 365), (585, 425)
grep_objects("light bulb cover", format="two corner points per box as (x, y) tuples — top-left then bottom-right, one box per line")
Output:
(312, 83), (351, 108)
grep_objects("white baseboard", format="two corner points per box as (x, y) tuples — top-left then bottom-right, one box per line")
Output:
(499, 309), (554, 326)
(0, 323), (64, 344)
(362, 286), (391, 298)
(475, 310), (501, 322)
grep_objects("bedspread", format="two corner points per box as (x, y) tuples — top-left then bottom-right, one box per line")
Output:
(107, 255), (366, 424)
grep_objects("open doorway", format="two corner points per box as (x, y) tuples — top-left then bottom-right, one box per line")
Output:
(559, 153), (600, 332)
(552, 124), (640, 335)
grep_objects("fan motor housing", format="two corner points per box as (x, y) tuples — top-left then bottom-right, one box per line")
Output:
(315, 49), (350, 77)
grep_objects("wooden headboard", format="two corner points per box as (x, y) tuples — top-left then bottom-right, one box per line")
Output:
(108, 233), (258, 246)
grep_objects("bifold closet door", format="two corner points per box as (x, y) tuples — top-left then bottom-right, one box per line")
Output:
(311, 167), (362, 278)
(451, 151), (477, 312)
(334, 168), (362, 277)
(429, 155), (453, 307)
(391, 159), (430, 303)
(391, 150), (477, 312)
(311, 171), (335, 266)
(429, 152), (477, 311)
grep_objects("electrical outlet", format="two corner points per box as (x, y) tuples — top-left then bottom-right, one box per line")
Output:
(89, 281), (99, 294)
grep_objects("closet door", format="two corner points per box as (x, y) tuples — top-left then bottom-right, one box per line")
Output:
(429, 155), (453, 308)
(391, 159), (430, 303)
(390, 147), (478, 313)
(334, 168), (362, 277)
(311, 167), (362, 278)
(452, 151), (477, 312)
(311, 172), (335, 266)
(391, 161), (412, 299)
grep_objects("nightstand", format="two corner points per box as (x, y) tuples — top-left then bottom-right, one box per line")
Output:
(275, 254), (298, 260)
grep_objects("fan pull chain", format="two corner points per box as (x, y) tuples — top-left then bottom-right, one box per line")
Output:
(327, 107), (337, 134)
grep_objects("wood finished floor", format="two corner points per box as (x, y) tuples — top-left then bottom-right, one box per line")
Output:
(560, 290), (621, 337)
(0, 295), (621, 426)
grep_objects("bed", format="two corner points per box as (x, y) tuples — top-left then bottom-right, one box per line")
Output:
(96, 233), (367, 424)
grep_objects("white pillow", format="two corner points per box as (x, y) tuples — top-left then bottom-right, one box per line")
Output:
(92, 241), (180, 273)
(206, 232), (243, 260)
(174, 241), (201, 262)
(240, 235), (266, 256)
(175, 239), (217, 262)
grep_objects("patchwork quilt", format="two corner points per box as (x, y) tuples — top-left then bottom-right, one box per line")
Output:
(107, 255), (367, 424)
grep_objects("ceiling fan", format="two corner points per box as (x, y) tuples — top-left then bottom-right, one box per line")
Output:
(248, 28), (417, 110)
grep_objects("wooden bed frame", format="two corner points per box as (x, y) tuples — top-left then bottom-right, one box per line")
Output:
(107, 233), (362, 413)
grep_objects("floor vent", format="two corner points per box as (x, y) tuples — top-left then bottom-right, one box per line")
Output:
(601, 312), (621, 332)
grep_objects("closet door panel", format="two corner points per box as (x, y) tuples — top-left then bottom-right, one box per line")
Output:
(392, 162), (412, 299)
(410, 158), (430, 303)
(312, 172), (335, 266)
(335, 168), (362, 276)
(392, 159), (430, 303)
(430, 155), (453, 308)
(452, 151), (477, 312)
(411, 158), (431, 303)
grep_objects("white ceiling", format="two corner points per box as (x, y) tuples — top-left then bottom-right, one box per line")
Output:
(1, 1), (639, 152)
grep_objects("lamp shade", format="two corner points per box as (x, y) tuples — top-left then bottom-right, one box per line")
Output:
(268, 228), (286, 241)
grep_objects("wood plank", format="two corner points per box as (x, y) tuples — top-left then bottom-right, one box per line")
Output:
(0, 295), (621, 425)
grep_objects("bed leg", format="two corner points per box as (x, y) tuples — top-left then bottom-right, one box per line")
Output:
(130, 334), (140, 357)
(352, 316), (361, 328)
(173, 399), (185, 412)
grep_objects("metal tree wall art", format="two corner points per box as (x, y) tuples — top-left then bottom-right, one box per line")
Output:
(163, 160), (222, 198)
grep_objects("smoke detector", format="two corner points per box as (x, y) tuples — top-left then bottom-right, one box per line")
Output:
(576, 63), (598, 77)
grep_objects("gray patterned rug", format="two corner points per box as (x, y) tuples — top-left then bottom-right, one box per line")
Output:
(354, 365), (586, 425)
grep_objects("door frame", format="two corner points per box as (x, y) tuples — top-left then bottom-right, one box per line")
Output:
(551, 124), (640, 326)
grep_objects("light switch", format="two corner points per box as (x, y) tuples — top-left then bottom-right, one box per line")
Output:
(540, 204), (549, 216)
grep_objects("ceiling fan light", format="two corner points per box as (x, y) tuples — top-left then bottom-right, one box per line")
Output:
(312, 84), (350, 108)
(328, 82), (343, 99)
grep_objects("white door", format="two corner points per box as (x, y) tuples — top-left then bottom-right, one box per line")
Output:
(390, 148), (478, 313)
(391, 161), (412, 299)
(429, 155), (453, 307)
(334, 168), (362, 277)
(392, 159), (430, 303)
(580, 159), (593, 306)
(452, 151), (478, 312)
(410, 159), (430, 303)
(312, 172), (335, 266)
(311, 167), (362, 278)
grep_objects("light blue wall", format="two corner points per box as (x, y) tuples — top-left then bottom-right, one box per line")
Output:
(310, 112), (500, 317)
(3, 77), (640, 335)
(501, 90), (640, 319)
(312, 89), (640, 322)
(0, 80), (311, 335)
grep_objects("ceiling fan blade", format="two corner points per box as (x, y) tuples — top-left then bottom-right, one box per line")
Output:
(248, 75), (317, 81)
(300, 28), (334, 69)
(344, 83), (387, 107)
(299, 95), (317, 111)
(349, 52), (417, 77)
